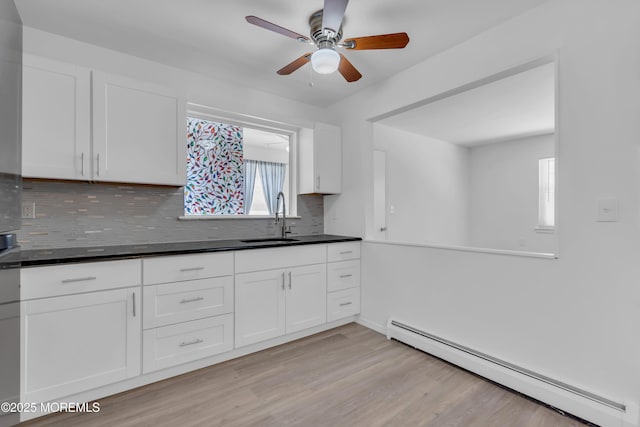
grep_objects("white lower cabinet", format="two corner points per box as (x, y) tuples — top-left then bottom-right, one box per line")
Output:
(235, 256), (327, 348)
(326, 242), (361, 321)
(234, 269), (286, 347)
(22, 287), (141, 404)
(327, 287), (361, 322)
(143, 314), (233, 373)
(142, 276), (233, 329)
(20, 241), (359, 421)
(286, 265), (328, 333)
(141, 253), (234, 373)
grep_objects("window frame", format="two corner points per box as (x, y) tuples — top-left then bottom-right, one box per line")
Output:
(537, 156), (555, 231)
(183, 103), (298, 218)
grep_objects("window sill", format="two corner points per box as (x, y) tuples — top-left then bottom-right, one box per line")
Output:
(534, 226), (555, 234)
(178, 215), (302, 221)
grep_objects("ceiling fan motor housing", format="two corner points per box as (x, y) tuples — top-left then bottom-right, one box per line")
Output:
(309, 10), (343, 49)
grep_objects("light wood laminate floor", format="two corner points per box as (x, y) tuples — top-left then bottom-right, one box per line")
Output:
(22, 323), (588, 427)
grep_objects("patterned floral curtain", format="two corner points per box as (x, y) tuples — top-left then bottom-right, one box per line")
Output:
(185, 118), (244, 215)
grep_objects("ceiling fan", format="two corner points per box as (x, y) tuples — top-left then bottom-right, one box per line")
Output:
(246, 0), (410, 82)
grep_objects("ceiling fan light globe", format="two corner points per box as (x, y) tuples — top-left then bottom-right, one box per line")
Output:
(311, 48), (340, 74)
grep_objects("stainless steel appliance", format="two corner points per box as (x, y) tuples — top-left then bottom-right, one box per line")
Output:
(0, 1), (22, 426)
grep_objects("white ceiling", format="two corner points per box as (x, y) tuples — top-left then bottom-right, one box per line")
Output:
(15, 0), (547, 107)
(377, 62), (555, 146)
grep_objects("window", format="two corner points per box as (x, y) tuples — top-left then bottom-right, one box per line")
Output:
(184, 109), (294, 217)
(538, 157), (555, 228)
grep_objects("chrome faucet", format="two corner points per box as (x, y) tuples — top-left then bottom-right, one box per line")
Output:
(275, 191), (287, 238)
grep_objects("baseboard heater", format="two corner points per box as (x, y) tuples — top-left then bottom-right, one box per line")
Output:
(386, 318), (636, 427)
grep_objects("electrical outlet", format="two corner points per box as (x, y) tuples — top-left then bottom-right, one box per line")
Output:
(22, 202), (35, 219)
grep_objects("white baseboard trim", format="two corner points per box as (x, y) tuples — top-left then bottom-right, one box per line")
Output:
(385, 318), (638, 427)
(355, 316), (386, 335)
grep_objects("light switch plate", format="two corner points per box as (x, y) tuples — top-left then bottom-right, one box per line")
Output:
(596, 198), (618, 222)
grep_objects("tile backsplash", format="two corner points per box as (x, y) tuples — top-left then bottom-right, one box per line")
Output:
(18, 179), (324, 250)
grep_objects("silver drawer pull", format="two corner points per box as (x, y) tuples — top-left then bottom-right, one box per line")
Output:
(339, 251), (353, 255)
(180, 267), (205, 272)
(180, 338), (204, 347)
(180, 296), (205, 304)
(61, 276), (97, 284)
(339, 302), (353, 307)
(339, 274), (353, 279)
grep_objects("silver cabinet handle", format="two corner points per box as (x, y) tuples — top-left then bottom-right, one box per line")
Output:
(96, 153), (100, 177)
(180, 296), (204, 304)
(340, 251), (353, 255)
(288, 271), (292, 289)
(281, 271), (285, 290)
(339, 274), (353, 279)
(339, 302), (353, 307)
(180, 267), (205, 272)
(132, 292), (136, 317)
(61, 276), (97, 284)
(316, 176), (320, 190)
(180, 339), (203, 347)
(81, 152), (84, 176)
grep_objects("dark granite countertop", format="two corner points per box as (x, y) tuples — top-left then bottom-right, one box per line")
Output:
(20, 234), (362, 267)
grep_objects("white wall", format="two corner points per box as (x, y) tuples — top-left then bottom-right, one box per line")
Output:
(374, 124), (469, 246)
(328, 0), (640, 423)
(469, 133), (555, 253)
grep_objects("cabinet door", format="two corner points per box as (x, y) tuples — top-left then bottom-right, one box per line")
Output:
(298, 123), (342, 194)
(285, 264), (327, 334)
(235, 269), (286, 347)
(314, 122), (342, 194)
(92, 71), (186, 186)
(22, 55), (91, 179)
(22, 287), (141, 404)
(0, 303), (19, 413)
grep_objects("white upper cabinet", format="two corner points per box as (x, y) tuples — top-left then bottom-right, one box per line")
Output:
(92, 71), (186, 186)
(22, 55), (91, 180)
(298, 122), (342, 194)
(22, 56), (187, 186)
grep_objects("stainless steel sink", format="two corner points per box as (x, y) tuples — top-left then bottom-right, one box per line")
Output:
(240, 237), (299, 243)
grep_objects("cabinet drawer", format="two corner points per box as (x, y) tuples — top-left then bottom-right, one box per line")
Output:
(327, 242), (360, 262)
(143, 276), (233, 329)
(327, 288), (360, 322)
(143, 252), (233, 285)
(21, 259), (141, 300)
(235, 245), (326, 273)
(142, 314), (233, 373)
(327, 260), (360, 292)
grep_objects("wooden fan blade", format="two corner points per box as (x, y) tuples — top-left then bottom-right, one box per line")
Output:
(323, 0), (349, 34)
(246, 16), (310, 41)
(343, 32), (410, 50)
(338, 54), (362, 82)
(277, 53), (312, 75)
